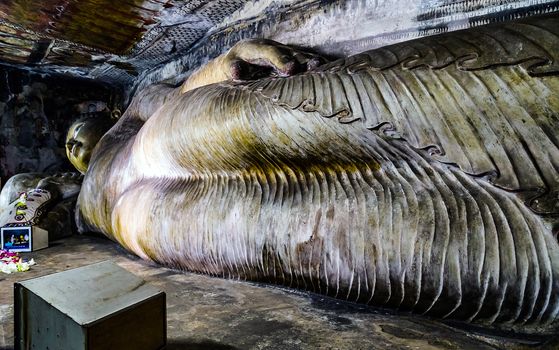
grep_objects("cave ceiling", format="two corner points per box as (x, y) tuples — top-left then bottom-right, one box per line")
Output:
(0, 0), (247, 85)
(2, 0), (559, 88)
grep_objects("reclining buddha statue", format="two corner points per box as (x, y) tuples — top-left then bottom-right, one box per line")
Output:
(24, 14), (559, 334)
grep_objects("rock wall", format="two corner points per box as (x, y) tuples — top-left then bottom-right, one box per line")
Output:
(133, 0), (559, 91)
(0, 65), (120, 189)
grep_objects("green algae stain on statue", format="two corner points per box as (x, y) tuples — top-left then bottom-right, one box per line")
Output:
(72, 15), (559, 335)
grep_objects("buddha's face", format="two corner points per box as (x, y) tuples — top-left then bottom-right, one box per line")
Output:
(65, 117), (113, 174)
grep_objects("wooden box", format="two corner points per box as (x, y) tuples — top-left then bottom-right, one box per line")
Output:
(14, 261), (166, 350)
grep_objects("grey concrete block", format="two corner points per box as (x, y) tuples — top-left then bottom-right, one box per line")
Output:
(14, 261), (166, 350)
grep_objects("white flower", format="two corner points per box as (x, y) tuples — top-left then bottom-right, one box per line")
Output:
(0, 258), (36, 274)
(0, 262), (18, 274)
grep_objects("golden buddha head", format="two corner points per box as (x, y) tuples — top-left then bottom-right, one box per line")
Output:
(65, 115), (114, 174)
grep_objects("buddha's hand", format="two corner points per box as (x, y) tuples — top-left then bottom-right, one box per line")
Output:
(181, 39), (326, 93)
(224, 39), (326, 80)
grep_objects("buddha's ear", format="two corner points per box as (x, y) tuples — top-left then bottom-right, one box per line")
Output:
(225, 39), (327, 81)
(180, 39), (328, 93)
(229, 59), (275, 81)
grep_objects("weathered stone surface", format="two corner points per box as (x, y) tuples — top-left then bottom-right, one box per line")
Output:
(134, 0), (559, 90)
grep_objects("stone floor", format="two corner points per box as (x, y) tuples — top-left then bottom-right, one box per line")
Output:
(0, 235), (556, 350)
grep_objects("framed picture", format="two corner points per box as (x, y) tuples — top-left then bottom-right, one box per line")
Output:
(1, 226), (32, 252)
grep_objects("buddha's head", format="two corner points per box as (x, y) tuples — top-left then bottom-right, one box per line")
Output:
(65, 115), (114, 174)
